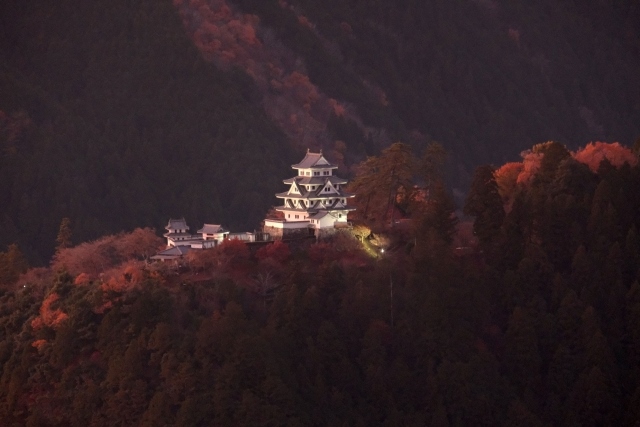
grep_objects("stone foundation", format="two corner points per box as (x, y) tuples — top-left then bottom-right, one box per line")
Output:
(315, 227), (338, 240)
(262, 225), (283, 240)
(263, 225), (314, 240)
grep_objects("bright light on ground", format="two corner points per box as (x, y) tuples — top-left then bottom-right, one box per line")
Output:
(358, 236), (380, 258)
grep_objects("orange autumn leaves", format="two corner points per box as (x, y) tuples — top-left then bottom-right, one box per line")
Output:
(55, 228), (163, 309)
(30, 293), (69, 339)
(495, 141), (637, 211)
(172, 0), (353, 147)
(52, 228), (163, 279)
(573, 141), (638, 172)
(31, 229), (165, 350)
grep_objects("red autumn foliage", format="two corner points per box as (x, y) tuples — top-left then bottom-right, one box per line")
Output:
(264, 206), (285, 220)
(298, 15), (314, 30)
(31, 339), (47, 352)
(52, 228), (162, 277)
(516, 150), (542, 185)
(95, 262), (144, 312)
(15, 267), (51, 292)
(256, 240), (291, 264)
(340, 22), (353, 34)
(307, 242), (333, 264)
(31, 293), (68, 331)
(495, 162), (523, 211)
(307, 238), (361, 266)
(185, 249), (217, 272)
(73, 272), (92, 286)
(284, 72), (320, 105)
(572, 141), (638, 172)
(328, 98), (346, 117)
(173, 0), (372, 153)
(99, 261), (147, 294)
(217, 238), (250, 266)
(495, 162), (523, 197)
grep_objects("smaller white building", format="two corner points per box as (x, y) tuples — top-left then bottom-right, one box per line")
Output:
(163, 218), (229, 249)
(197, 224), (230, 243)
(163, 218), (191, 246)
(153, 219), (229, 261)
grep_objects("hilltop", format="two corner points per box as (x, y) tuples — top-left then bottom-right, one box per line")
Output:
(1, 139), (640, 425)
(1, 0), (639, 263)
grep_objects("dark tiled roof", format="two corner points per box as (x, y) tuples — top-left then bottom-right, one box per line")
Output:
(292, 152), (337, 169)
(309, 211), (330, 220)
(283, 176), (348, 185)
(166, 218), (189, 231)
(276, 190), (355, 199)
(197, 224), (227, 234)
(275, 204), (355, 212)
(163, 232), (192, 238)
(275, 206), (318, 213)
(152, 246), (192, 259)
(327, 176), (348, 185)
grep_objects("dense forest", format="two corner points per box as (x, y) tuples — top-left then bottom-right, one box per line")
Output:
(1, 141), (639, 425)
(0, 0), (295, 264)
(1, 0), (639, 263)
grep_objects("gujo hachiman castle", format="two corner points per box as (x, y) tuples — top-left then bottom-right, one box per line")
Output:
(263, 150), (355, 238)
(152, 151), (354, 260)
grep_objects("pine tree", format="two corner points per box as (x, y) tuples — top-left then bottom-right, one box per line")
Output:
(464, 165), (505, 255)
(0, 243), (28, 286)
(55, 217), (72, 252)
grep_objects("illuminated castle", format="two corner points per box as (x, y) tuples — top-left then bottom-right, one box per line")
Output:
(263, 150), (355, 238)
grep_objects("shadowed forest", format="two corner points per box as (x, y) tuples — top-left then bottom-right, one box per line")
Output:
(1, 140), (640, 425)
(1, 0), (639, 263)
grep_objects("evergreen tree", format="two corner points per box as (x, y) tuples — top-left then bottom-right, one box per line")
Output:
(464, 165), (504, 255)
(504, 307), (542, 394)
(0, 243), (28, 286)
(55, 217), (72, 253)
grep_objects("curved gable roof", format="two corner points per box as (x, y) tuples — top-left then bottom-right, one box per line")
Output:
(166, 218), (189, 231)
(197, 224), (227, 234)
(292, 151), (337, 169)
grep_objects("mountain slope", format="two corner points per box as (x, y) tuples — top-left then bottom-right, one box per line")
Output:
(1, 0), (639, 262)
(0, 0), (295, 263)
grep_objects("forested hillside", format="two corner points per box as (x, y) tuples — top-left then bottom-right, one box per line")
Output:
(1, 0), (639, 263)
(0, 0), (295, 263)
(1, 141), (639, 425)
(211, 0), (640, 168)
